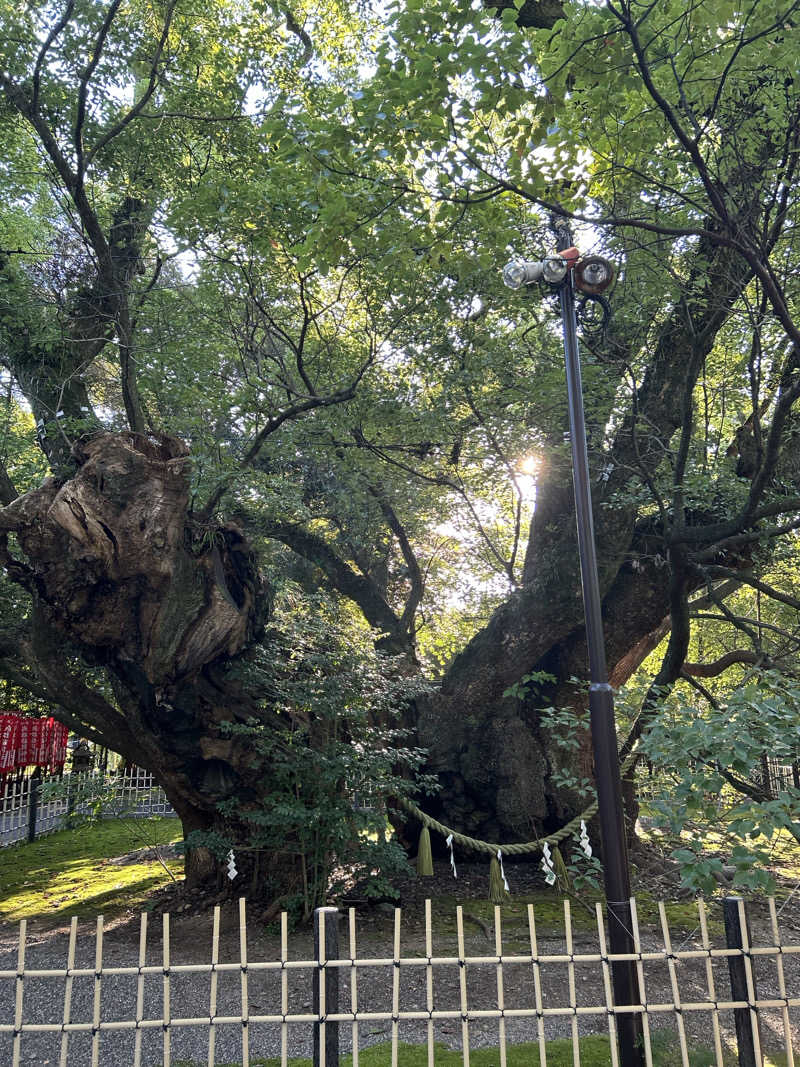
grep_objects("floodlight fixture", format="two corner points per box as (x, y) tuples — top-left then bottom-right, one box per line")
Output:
(541, 255), (569, 284)
(574, 255), (614, 294)
(502, 259), (544, 289)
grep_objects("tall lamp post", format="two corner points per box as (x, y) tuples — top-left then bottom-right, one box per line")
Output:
(503, 227), (644, 1067)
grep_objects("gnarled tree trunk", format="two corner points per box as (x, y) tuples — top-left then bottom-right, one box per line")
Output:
(0, 431), (301, 899)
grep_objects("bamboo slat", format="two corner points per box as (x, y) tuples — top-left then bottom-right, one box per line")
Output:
(59, 916), (78, 1067)
(12, 918), (26, 1067)
(737, 896), (764, 1065)
(134, 911), (148, 1067)
(239, 897), (249, 1067)
(282, 910), (289, 1067)
(658, 901), (690, 1067)
(527, 902), (548, 1067)
(563, 900), (579, 1067)
(456, 906), (470, 1067)
(91, 915), (103, 1067)
(4, 941), (800, 979)
(349, 908), (358, 1067)
(208, 906), (220, 1067)
(392, 909), (401, 1067)
(628, 898), (654, 1067)
(594, 904), (619, 1067)
(425, 898), (434, 1067)
(494, 906), (507, 1067)
(769, 897), (795, 1067)
(697, 900), (724, 1067)
(163, 911), (171, 1067)
(319, 908), (327, 1067)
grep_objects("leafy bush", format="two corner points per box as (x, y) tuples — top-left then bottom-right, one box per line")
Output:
(194, 586), (434, 920)
(637, 670), (800, 893)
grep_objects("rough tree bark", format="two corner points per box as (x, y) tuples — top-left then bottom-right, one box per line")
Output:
(0, 431), (291, 896)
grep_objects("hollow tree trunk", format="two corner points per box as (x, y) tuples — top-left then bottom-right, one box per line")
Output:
(0, 431), (297, 904)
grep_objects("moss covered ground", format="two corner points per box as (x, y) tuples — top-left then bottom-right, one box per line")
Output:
(0, 817), (182, 922)
(169, 1031), (750, 1066)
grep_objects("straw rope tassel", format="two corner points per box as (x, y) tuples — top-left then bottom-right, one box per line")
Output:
(552, 846), (570, 892)
(488, 856), (509, 904)
(416, 825), (434, 876)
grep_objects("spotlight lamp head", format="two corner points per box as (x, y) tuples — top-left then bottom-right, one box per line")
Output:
(502, 259), (544, 289)
(574, 255), (615, 295)
(541, 255), (569, 285)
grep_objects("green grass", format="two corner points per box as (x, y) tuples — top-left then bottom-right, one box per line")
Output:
(0, 817), (182, 922)
(168, 1032), (746, 1066)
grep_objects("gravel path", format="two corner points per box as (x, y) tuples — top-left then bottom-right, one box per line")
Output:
(2, 861), (800, 1065)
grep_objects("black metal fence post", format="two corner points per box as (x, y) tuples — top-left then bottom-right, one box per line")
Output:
(313, 906), (340, 1067)
(26, 767), (41, 843)
(723, 896), (762, 1067)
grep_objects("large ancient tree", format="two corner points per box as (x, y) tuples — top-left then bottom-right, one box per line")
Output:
(1, 0), (799, 904)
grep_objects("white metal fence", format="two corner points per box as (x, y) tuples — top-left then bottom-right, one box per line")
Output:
(0, 895), (797, 1067)
(0, 769), (175, 847)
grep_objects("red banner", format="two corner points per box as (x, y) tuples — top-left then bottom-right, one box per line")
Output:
(0, 714), (69, 775)
(0, 716), (19, 774)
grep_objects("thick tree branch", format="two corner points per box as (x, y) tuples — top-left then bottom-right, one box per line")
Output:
(702, 567), (800, 613)
(682, 649), (762, 678)
(260, 518), (412, 653)
(0, 76), (109, 262)
(0, 461), (18, 506)
(200, 374), (370, 521)
(32, 0), (76, 113)
(369, 489), (424, 633)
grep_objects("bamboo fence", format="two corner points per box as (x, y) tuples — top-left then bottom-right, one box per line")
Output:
(1, 896), (798, 1066)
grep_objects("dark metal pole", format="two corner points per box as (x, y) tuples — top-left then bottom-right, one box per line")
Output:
(723, 897), (762, 1067)
(557, 271), (644, 1066)
(27, 767), (41, 844)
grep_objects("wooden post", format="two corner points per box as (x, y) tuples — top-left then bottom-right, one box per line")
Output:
(760, 753), (772, 798)
(723, 897), (762, 1067)
(26, 767), (41, 843)
(313, 907), (340, 1067)
(65, 771), (76, 829)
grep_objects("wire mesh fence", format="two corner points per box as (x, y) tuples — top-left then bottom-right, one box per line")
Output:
(0, 895), (797, 1066)
(0, 768), (176, 847)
